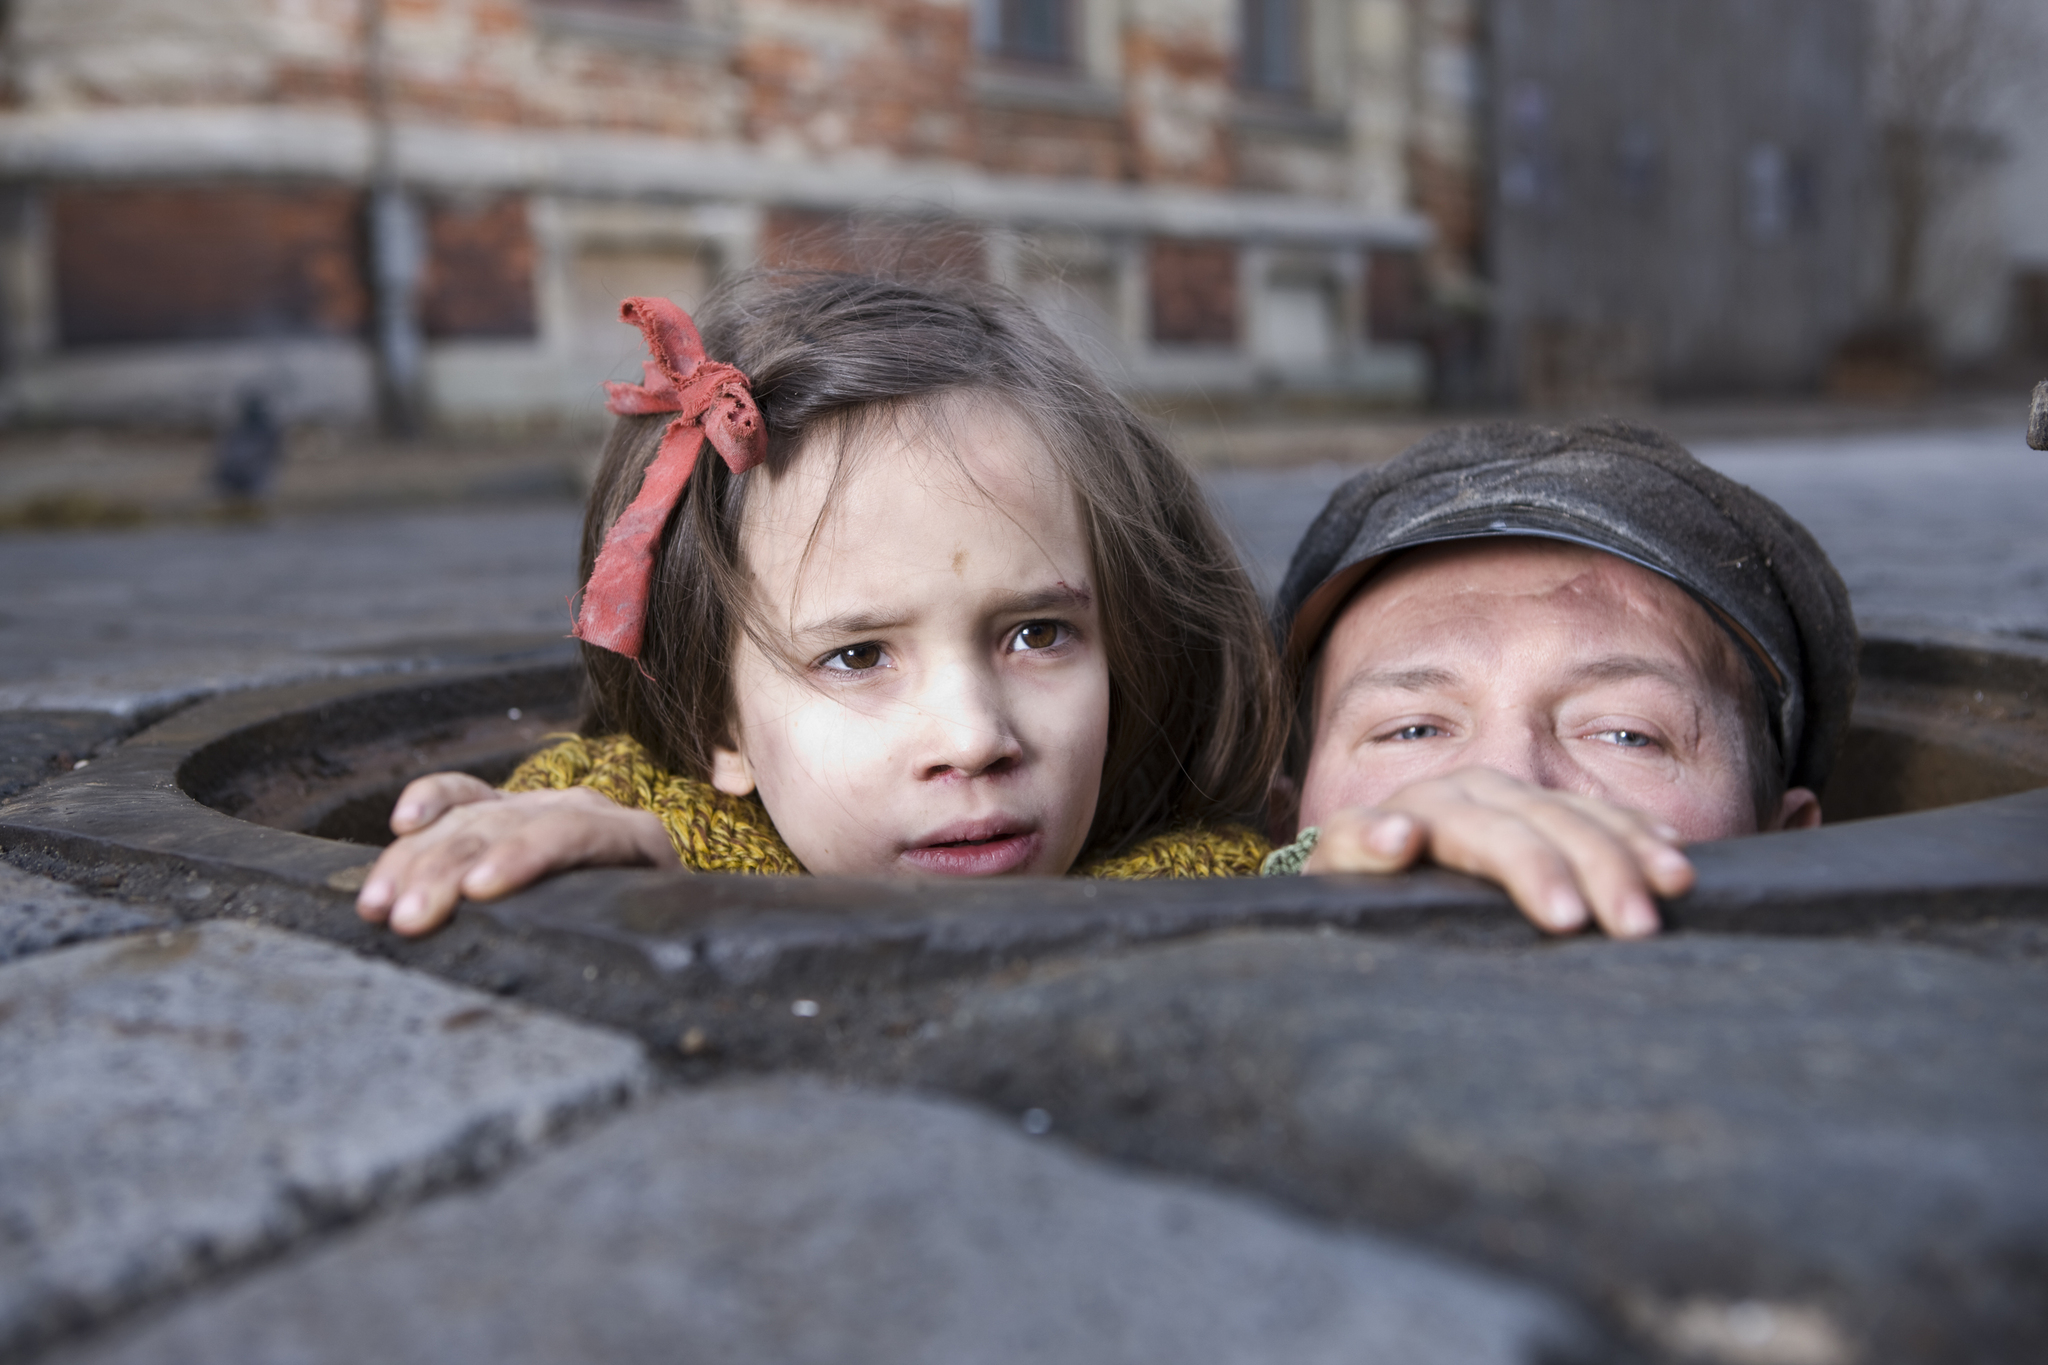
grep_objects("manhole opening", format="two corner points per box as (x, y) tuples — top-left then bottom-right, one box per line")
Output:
(177, 637), (2048, 847)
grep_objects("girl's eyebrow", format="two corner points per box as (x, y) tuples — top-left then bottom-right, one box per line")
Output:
(989, 583), (1094, 616)
(791, 583), (1094, 643)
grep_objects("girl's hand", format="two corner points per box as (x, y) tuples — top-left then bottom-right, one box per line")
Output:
(355, 773), (680, 937)
(1303, 767), (1695, 939)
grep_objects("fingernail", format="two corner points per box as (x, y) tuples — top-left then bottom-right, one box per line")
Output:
(359, 877), (390, 908)
(1368, 814), (1414, 857)
(394, 803), (419, 824)
(391, 893), (424, 931)
(1546, 888), (1585, 930)
(1620, 897), (1661, 937)
(1652, 849), (1692, 879)
(465, 865), (496, 894)
(1653, 822), (1680, 841)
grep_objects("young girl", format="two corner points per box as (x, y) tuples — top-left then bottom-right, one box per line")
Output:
(357, 273), (1287, 935)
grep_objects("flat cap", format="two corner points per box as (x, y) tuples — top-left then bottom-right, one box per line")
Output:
(1275, 419), (1858, 794)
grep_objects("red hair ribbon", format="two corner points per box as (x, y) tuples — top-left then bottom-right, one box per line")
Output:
(572, 296), (766, 659)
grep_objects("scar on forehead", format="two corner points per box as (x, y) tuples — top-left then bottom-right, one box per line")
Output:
(951, 549), (968, 576)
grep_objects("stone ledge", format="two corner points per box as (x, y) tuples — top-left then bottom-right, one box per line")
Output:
(2, 655), (2046, 1071)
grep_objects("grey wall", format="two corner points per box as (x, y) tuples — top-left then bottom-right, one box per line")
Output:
(1489, 0), (1872, 400)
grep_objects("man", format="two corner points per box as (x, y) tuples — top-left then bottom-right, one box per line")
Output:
(1264, 419), (1858, 939)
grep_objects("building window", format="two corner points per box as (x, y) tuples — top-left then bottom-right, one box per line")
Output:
(1742, 143), (1816, 241)
(977, 0), (1072, 67)
(1240, 0), (1304, 96)
(1149, 239), (1239, 347)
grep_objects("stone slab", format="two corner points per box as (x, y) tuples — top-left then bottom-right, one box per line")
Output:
(0, 862), (166, 964)
(883, 931), (2048, 1363)
(57, 1081), (1600, 1365)
(0, 920), (650, 1356)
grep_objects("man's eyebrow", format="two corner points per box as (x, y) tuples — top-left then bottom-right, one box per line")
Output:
(790, 583), (1092, 642)
(1565, 655), (1695, 690)
(1338, 665), (1462, 696)
(1324, 665), (1462, 717)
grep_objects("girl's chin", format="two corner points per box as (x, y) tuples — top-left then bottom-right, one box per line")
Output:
(898, 830), (1046, 876)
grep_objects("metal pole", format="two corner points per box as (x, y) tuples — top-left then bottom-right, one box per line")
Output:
(364, 0), (426, 437)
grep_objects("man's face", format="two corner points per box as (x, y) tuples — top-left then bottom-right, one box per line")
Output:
(1298, 538), (1808, 842)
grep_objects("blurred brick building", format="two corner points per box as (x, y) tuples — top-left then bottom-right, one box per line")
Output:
(0, 0), (1483, 427)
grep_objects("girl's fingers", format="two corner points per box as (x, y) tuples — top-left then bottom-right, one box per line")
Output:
(363, 790), (679, 932)
(389, 772), (499, 835)
(379, 827), (491, 936)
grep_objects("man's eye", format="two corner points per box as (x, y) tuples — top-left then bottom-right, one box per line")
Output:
(822, 643), (885, 672)
(1594, 729), (1655, 748)
(1009, 620), (1065, 652)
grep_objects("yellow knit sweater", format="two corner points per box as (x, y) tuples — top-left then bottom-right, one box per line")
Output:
(502, 734), (1268, 879)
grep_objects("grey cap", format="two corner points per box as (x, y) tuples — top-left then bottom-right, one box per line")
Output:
(1275, 419), (1859, 794)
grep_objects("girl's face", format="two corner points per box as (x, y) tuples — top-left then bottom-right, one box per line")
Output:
(709, 399), (1110, 876)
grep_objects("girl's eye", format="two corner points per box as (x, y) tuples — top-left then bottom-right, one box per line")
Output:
(821, 643), (885, 672)
(1593, 729), (1655, 748)
(1388, 724), (1443, 741)
(1009, 620), (1066, 652)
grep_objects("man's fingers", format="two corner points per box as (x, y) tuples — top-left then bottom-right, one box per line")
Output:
(1392, 770), (1689, 934)
(1309, 810), (1423, 873)
(1405, 803), (1592, 934)
(1505, 800), (1662, 939)
(1529, 790), (1695, 901)
(389, 772), (499, 835)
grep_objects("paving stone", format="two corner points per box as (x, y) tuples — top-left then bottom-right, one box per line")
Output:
(0, 508), (580, 715)
(58, 1080), (1600, 1365)
(0, 921), (650, 1356)
(0, 710), (130, 800)
(884, 931), (2048, 1363)
(0, 862), (167, 964)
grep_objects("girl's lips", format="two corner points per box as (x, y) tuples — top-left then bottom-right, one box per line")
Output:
(899, 824), (1044, 876)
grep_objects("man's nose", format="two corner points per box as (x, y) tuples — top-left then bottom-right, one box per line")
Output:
(912, 662), (1022, 780)
(1459, 718), (1568, 790)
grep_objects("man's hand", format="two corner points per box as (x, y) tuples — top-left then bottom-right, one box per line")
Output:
(1304, 768), (1694, 938)
(355, 773), (680, 937)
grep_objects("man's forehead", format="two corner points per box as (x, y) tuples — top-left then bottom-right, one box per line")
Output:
(1319, 537), (1740, 682)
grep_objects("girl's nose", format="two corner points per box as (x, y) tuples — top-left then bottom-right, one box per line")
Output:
(913, 665), (1023, 780)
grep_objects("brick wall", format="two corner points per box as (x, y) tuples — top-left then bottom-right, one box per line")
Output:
(51, 184), (369, 348)
(48, 184), (539, 349)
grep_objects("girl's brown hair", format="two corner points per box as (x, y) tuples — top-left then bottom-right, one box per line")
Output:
(578, 270), (1284, 860)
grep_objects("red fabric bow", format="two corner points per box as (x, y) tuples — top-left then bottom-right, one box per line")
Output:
(572, 297), (766, 659)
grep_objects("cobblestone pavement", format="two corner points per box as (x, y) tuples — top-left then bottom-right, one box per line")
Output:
(0, 422), (2040, 715)
(3, 417), (2044, 1364)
